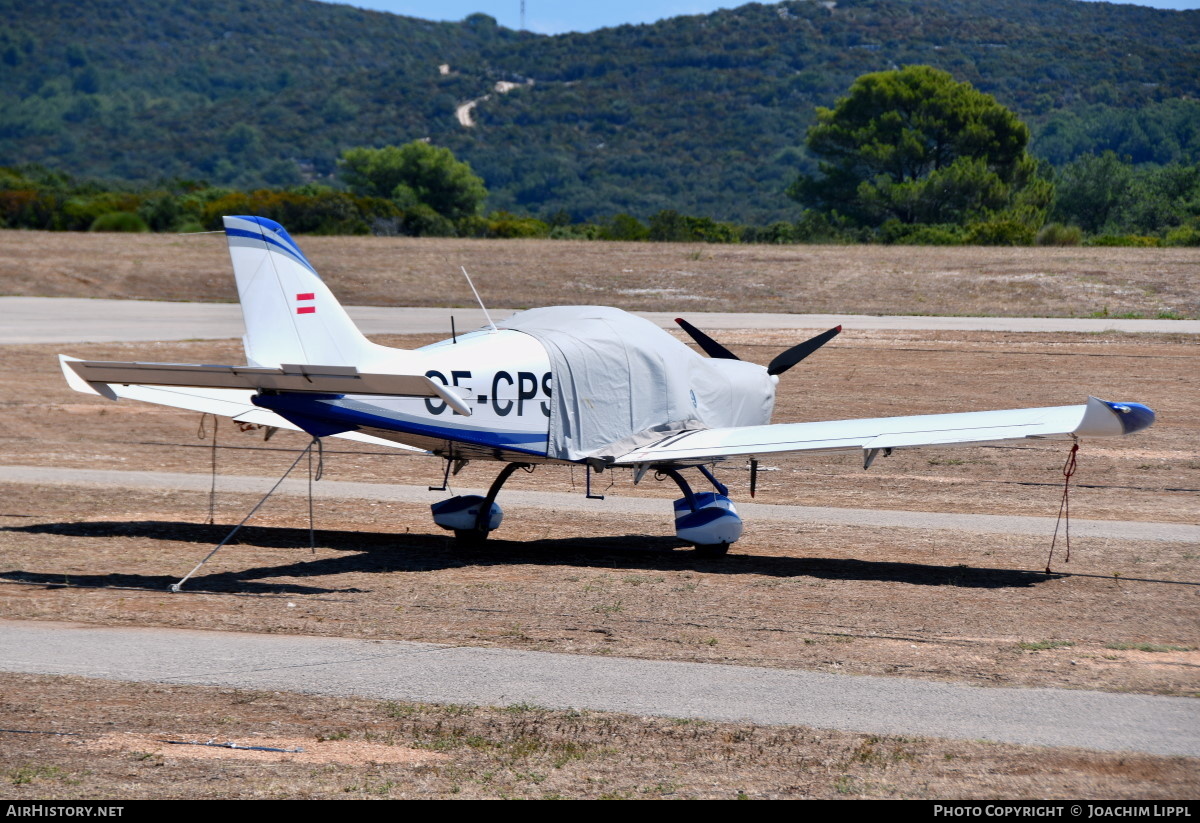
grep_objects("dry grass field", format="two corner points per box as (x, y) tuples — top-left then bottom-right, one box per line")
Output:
(1, 230), (1198, 318)
(2, 673), (1195, 800)
(0, 236), (1197, 798)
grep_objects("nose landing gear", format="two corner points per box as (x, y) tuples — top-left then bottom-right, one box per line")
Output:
(658, 467), (743, 557)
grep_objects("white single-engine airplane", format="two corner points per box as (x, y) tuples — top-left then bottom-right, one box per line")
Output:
(60, 216), (1156, 555)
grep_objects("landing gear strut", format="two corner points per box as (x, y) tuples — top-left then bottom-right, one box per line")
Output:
(433, 461), (743, 556)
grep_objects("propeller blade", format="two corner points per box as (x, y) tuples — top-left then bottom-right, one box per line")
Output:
(767, 326), (841, 376)
(675, 318), (739, 360)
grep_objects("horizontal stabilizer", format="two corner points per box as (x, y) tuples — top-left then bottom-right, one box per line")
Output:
(61, 357), (472, 416)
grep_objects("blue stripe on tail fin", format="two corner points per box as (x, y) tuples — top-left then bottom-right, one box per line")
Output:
(224, 215), (317, 275)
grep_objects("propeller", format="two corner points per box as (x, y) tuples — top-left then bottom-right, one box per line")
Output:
(766, 325), (841, 376)
(675, 317), (842, 376)
(675, 318), (739, 360)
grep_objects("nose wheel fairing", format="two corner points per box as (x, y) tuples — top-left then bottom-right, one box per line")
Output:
(658, 467), (744, 554)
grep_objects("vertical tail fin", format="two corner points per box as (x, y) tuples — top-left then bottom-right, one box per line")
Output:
(223, 215), (381, 367)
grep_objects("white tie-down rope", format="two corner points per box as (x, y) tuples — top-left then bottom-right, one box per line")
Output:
(170, 438), (319, 592)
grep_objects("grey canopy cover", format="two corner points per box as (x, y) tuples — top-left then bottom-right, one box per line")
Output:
(500, 306), (774, 462)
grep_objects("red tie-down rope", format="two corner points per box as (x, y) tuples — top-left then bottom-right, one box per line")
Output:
(1045, 442), (1080, 574)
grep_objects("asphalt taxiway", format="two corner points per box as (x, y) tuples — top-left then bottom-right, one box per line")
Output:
(4, 296), (1197, 344)
(2, 619), (1196, 756)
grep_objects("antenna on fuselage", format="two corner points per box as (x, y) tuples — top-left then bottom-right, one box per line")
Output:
(460, 266), (498, 332)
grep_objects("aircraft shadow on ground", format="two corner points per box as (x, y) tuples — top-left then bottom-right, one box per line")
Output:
(1, 520), (1055, 592)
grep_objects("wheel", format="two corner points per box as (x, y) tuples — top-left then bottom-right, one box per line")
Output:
(693, 542), (730, 558)
(453, 529), (489, 546)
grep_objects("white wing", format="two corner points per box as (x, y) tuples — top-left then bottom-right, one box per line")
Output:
(612, 397), (1154, 466)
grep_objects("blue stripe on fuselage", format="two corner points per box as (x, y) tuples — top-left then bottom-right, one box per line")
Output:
(251, 394), (548, 455)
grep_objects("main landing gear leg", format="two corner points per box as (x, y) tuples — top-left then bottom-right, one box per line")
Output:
(465, 462), (526, 542)
(430, 462), (530, 545)
(659, 468), (697, 511)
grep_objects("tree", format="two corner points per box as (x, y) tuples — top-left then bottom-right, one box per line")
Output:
(1053, 153), (1200, 236)
(789, 66), (1051, 230)
(339, 142), (487, 222)
(1050, 151), (1133, 234)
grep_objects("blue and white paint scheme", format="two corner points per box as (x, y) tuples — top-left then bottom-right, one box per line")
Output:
(59, 215), (1156, 555)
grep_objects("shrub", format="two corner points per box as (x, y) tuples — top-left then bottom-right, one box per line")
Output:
(484, 211), (550, 238)
(685, 216), (740, 244)
(901, 225), (965, 245)
(880, 220), (964, 245)
(1084, 234), (1161, 247)
(646, 210), (740, 243)
(88, 211), (149, 232)
(201, 189), (393, 234)
(65, 193), (142, 231)
(647, 209), (691, 242)
(138, 193), (184, 232)
(598, 213), (649, 241)
(401, 203), (456, 237)
(793, 210), (854, 243)
(455, 215), (490, 238)
(1036, 223), (1083, 246)
(0, 188), (59, 229)
(1163, 224), (1200, 246)
(741, 221), (797, 244)
(549, 223), (599, 240)
(966, 219), (1035, 246)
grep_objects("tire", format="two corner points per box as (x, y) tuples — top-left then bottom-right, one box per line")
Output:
(693, 542), (730, 558)
(453, 529), (489, 546)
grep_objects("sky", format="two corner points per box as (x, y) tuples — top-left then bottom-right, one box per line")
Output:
(334, 0), (1199, 34)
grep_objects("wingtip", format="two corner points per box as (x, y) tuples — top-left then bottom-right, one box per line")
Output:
(1106, 401), (1156, 435)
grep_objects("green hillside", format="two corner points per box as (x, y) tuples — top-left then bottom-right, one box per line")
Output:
(2, 0), (1198, 222)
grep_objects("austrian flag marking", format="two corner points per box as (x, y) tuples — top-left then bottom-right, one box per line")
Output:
(296, 292), (316, 314)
